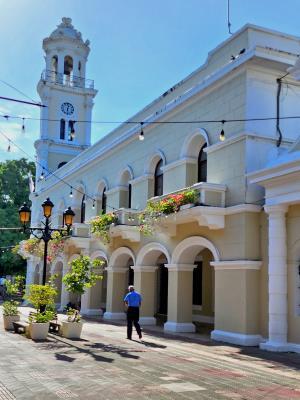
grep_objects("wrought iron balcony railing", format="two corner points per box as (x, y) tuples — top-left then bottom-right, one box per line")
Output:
(40, 69), (94, 89)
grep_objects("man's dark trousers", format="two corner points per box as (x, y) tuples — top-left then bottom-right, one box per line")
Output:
(127, 306), (142, 339)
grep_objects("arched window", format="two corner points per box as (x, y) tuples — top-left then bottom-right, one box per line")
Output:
(154, 159), (163, 197)
(68, 120), (75, 141)
(102, 187), (107, 214)
(128, 184), (132, 209)
(60, 119), (65, 140)
(198, 144), (207, 183)
(81, 194), (86, 223)
(64, 56), (73, 76)
(51, 56), (58, 81)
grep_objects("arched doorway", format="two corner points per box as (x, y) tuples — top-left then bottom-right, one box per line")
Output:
(81, 251), (108, 316)
(135, 242), (171, 326)
(165, 236), (219, 333)
(104, 247), (135, 320)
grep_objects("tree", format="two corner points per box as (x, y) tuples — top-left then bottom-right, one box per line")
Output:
(62, 255), (103, 309)
(0, 158), (35, 276)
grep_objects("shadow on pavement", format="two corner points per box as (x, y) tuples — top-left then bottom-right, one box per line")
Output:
(85, 342), (141, 360)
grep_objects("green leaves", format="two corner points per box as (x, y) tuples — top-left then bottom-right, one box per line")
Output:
(62, 255), (103, 298)
(90, 213), (118, 243)
(24, 284), (57, 310)
(0, 158), (35, 275)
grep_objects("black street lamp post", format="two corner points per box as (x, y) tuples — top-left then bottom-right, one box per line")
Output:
(18, 198), (75, 285)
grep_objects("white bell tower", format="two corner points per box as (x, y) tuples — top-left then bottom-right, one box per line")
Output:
(35, 17), (97, 181)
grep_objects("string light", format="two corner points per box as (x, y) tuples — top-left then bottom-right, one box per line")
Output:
(139, 122), (144, 141)
(7, 140), (11, 152)
(219, 120), (225, 142)
(92, 200), (95, 209)
(39, 168), (45, 180)
(21, 118), (25, 133)
(69, 187), (73, 198)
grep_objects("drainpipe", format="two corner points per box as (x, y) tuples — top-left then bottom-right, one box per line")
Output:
(276, 78), (283, 148)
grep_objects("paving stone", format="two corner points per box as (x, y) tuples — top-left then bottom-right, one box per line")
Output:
(0, 306), (299, 399)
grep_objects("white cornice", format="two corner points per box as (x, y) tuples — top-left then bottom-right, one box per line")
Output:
(211, 260), (262, 270)
(205, 131), (293, 154)
(129, 174), (153, 185)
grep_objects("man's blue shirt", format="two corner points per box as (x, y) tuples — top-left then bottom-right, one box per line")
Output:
(124, 291), (142, 307)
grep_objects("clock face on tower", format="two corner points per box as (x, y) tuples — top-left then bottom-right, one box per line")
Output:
(61, 102), (74, 115)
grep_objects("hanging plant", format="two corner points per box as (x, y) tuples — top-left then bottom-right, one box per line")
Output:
(139, 189), (198, 236)
(90, 212), (118, 244)
(47, 231), (69, 263)
(15, 238), (43, 259)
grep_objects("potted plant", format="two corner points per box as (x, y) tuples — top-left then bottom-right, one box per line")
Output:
(2, 275), (25, 330)
(61, 255), (103, 339)
(28, 310), (55, 340)
(24, 283), (57, 340)
(61, 308), (83, 339)
(90, 212), (118, 244)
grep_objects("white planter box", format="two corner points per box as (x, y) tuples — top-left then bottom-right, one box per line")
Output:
(61, 321), (83, 339)
(3, 315), (20, 330)
(29, 322), (49, 340)
(180, 203), (195, 211)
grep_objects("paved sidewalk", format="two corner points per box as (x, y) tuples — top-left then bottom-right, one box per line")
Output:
(0, 308), (299, 399)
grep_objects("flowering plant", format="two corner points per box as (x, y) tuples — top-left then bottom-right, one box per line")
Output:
(90, 212), (118, 243)
(15, 238), (43, 259)
(139, 189), (198, 236)
(15, 232), (68, 262)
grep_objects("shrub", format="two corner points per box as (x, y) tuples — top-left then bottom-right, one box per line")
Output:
(62, 255), (103, 309)
(2, 300), (19, 316)
(24, 284), (57, 311)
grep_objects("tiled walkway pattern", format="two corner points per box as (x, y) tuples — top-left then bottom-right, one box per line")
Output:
(0, 309), (299, 399)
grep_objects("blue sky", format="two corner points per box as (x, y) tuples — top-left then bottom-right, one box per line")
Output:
(1, 0), (300, 162)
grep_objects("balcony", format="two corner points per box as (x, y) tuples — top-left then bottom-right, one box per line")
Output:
(40, 69), (94, 89)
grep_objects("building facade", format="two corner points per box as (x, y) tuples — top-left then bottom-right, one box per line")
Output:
(25, 17), (300, 353)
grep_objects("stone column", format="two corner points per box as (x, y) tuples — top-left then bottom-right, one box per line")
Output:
(261, 204), (288, 351)
(164, 264), (196, 332)
(103, 267), (127, 320)
(133, 266), (157, 325)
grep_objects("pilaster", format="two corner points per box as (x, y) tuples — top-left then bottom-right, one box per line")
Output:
(164, 264), (196, 333)
(103, 267), (127, 320)
(261, 204), (288, 351)
(132, 266), (158, 325)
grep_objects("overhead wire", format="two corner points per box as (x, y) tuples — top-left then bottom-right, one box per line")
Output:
(0, 129), (129, 213)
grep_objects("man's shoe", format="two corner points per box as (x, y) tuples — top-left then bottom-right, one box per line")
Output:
(127, 337), (132, 340)
(139, 333), (142, 339)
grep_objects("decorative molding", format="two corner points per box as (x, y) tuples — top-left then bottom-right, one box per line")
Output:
(211, 330), (263, 346)
(210, 260), (262, 270)
(129, 174), (153, 185)
(260, 340), (300, 353)
(136, 242), (171, 266)
(166, 263), (196, 272)
(264, 204), (288, 215)
(105, 267), (127, 273)
(110, 225), (140, 243)
(161, 157), (197, 173)
(105, 185), (129, 195)
(164, 322), (196, 333)
(132, 266), (158, 272)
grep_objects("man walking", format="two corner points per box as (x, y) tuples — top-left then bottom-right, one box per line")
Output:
(124, 285), (142, 340)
